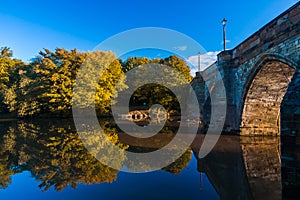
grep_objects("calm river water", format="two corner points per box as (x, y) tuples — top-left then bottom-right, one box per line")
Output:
(0, 119), (298, 200)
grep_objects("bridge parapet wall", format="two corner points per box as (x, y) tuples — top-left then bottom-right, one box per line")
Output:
(191, 2), (300, 134)
(218, 2), (300, 133)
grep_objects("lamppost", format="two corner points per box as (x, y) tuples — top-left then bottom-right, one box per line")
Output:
(222, 18), (227, 51)
(198, 52), (201, 72)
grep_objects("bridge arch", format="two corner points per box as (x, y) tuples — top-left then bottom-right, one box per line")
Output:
(240, 54), (297, 135)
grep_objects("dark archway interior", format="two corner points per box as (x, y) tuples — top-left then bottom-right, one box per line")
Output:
(281, 71), (300, 136)
(280, 71), (300, 199)
(241, 61), (295, 135)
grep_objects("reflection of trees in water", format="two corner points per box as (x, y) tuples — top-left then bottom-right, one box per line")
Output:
(0, 123), (17, 189)
(162, 149), (192, 174)
(0, 120), (124, 191)
(0, 120), (192, 191)
(123, 147), (192, 173)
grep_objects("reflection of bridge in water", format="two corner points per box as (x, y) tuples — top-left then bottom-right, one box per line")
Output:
(193, 135), (282, 200)
(118, 110), (169, 122)
(119, 133), (283, 200)
(119, 110), (149, 122)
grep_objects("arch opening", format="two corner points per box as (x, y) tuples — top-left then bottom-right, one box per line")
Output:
(240, 60), (295, 135)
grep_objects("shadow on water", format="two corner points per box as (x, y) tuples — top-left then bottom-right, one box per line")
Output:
(0, 118), (299, 199)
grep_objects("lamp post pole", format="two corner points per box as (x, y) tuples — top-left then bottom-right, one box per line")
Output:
(222, 18), (227, 51)
(198, 52), (201, 72)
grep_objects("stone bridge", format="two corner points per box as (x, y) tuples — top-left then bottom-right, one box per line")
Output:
(191, 2), (300, 136)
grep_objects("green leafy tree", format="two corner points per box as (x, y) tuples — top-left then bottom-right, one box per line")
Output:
(37, 48), (86, 116)
(161, 55), (192, 82)
(72, 51), (127, 116)
(122, 56), (192, 113)
(0, 48), (24, 113)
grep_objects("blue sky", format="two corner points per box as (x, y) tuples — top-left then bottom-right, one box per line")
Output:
(0, 0), (298, 70)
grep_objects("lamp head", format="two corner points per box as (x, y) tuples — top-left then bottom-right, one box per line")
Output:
(222, 18), (227, 26)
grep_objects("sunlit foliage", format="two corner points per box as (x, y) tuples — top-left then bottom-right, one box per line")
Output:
(1, 48), (127, 117)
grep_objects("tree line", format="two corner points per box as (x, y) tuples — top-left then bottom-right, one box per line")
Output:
(0, 47), (192, 118)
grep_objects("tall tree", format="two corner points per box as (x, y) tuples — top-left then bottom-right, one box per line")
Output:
(122, 56), (192, 113)
(72, 50), (127, 116)
(0, 48), (24, 113)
